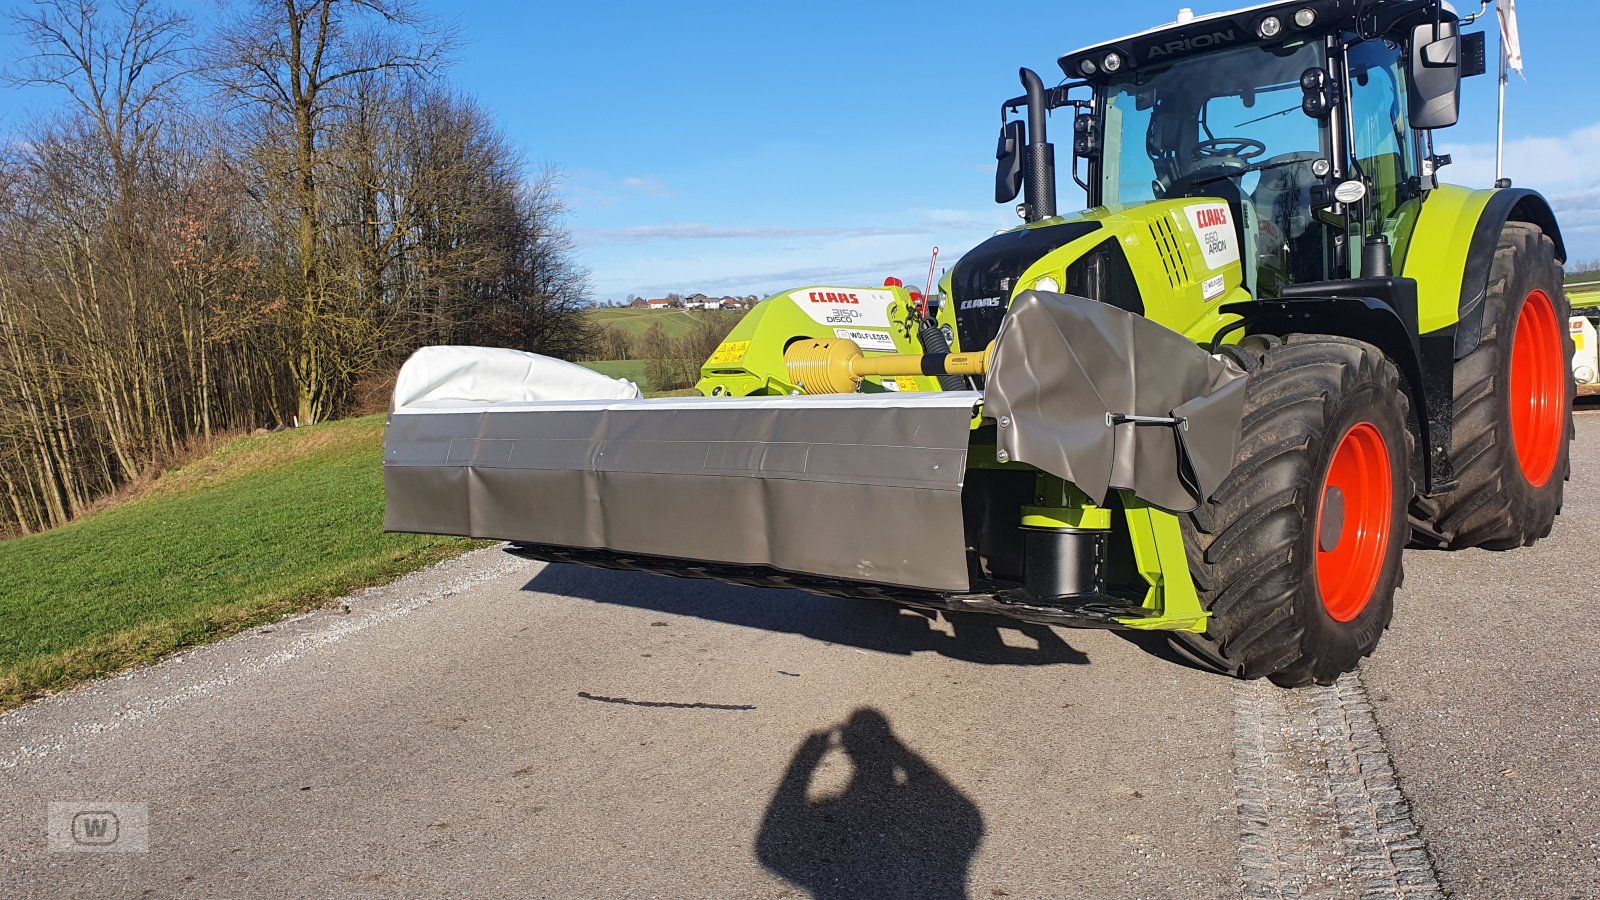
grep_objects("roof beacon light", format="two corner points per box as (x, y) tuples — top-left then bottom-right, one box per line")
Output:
(1102, 52), (1123, 73)
(1294, 7), (1317, 28)
(1176, 7), (1195, 23)
(1258, 15), (1283, 38)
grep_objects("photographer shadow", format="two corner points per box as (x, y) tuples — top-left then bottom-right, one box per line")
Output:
(756, 708), (983, 900)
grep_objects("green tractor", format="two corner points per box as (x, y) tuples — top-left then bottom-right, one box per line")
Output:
(384, 0), (1573, 686)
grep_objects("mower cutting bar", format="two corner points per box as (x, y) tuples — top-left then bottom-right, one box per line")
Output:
(385, 392), (983, 591)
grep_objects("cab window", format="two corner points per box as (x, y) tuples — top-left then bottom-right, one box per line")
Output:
(1346, 38), (1418, 252)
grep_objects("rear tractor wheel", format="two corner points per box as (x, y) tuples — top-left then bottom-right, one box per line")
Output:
(1429, 222), (1573, 549)
(1176, 335), (1413, 687)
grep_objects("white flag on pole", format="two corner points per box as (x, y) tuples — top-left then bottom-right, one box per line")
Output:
(1499, 0), (1524, 74)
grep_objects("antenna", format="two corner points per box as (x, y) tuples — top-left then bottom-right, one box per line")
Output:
(1494, 0), (1523, 187)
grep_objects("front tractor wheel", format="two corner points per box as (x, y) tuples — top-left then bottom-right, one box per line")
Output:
(1177, 335), (1413, 687)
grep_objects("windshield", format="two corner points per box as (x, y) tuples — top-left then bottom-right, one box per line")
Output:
(1099, 41), (1328, 207)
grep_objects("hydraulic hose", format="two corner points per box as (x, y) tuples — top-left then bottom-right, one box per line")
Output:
(917, 319), (973, 391)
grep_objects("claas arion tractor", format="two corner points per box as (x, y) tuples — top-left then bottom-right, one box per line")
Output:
(385, 0), (1573, 686)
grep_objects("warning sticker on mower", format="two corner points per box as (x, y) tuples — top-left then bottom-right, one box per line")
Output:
(791, 287), (895, 330)
(834, 327), (897, 352)
(873, 375), (920, 392)
(709, 340), (750, 364)
(1183, 204), (1241, 271)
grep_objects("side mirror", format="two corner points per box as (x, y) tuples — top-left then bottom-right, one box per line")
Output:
(1407, 21), (1462, 129)
(995, 119), (1024, 203)
(1300, 67), (1334, 119)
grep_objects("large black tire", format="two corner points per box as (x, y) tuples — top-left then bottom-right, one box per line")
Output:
(1176, 335), (1414, 687)
(1429, 222), (1573, 549)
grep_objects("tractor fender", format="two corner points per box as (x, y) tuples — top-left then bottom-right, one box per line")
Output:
(1218, 296), (1448, 493)
(1452, 188), (1566, 358)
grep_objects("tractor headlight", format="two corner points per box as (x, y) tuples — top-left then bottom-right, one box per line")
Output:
(1102, 52), (1123, 73)
(1033, 275), (1061, 294)
(1294, 7), (1316, 28)
(1258, 15), (1282, 38)
(1080, 59), (1098, 76)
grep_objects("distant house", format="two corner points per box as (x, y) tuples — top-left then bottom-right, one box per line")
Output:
(720, 297), (741, 309)
(646, 297), (673, 309)
(628, 297), (649, 309)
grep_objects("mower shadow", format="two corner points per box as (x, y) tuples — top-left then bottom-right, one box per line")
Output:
(524, 563), (1090, 667)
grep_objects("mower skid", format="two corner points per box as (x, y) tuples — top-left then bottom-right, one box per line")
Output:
(385, 391), (983, 592)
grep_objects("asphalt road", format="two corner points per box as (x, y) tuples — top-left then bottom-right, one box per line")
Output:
(2, 408), (1597, 899)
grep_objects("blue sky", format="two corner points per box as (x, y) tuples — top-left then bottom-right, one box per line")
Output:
(3, 0), (1594, 301)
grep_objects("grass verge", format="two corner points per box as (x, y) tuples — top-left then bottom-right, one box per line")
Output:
(0, 415), (473, 712)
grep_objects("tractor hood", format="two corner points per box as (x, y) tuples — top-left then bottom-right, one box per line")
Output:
(949, 220), (1102, 353)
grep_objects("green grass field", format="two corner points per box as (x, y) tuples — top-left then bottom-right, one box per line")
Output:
(0, 416), (473, 711)
(586, 306), (742, 340)
(587, 307), (705, 340)
(1566, 270), (1599, 305)
(578, 359), (651, 391)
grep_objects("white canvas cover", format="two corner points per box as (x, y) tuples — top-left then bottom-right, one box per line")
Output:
(392, 345), (642, 410)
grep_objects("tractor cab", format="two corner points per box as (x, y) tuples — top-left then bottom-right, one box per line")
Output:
(1096, 36), (1333, 295)
(995, 0), (1482, 300)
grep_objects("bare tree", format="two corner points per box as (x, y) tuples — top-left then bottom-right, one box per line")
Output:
(206, 0), (453, 424)
(0, 1), (593, 537)
(7, 0), (191, 189)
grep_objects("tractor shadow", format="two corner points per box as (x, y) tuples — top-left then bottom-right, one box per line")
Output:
(756, 707), (983, 900)
(524, 563), (1089, 666)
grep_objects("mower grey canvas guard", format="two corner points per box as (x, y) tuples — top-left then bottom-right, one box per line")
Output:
(385, 392), (982, 592)
(984, 291), (1248, 512)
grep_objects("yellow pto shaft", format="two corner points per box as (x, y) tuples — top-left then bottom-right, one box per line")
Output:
(784, 338), (993, 394)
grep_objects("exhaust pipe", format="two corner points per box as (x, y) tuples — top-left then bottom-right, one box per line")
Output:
(1020, 68), (1057, 221)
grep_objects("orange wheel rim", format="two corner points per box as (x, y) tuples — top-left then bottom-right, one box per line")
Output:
(1315, 422), (1393, 622)
(1508, 289), (1564, 487)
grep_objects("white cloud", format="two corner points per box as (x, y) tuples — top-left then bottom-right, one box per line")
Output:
(1439, 121), (1600, 257)
(620, 176), (671, 197)
(589, 229), (985, 301)
(579, 205), (1013, 300)
(1439, 122), (1600, 193)
(575, 223), (928, 245)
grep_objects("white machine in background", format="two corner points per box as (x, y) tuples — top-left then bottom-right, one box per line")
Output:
(1573, 313), (1599, 396)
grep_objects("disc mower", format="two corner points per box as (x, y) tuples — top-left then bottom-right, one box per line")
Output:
(385, 0), (1573, 686)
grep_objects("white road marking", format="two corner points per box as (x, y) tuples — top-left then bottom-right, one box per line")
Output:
(0, 547), (532, 771)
